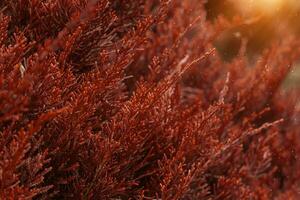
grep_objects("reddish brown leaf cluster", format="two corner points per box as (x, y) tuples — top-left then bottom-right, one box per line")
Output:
(0, 0), (299, 199)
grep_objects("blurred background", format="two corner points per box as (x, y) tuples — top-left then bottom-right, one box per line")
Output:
(204, 0), (300, 89)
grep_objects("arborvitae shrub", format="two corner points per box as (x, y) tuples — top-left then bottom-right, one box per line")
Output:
(0, 0), (299, 199)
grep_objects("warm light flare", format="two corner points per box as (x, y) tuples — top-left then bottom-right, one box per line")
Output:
(233, 0), (285, 16)
(255, 0), (283, 13)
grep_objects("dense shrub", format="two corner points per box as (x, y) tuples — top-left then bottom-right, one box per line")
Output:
(0, 0), (299, 199)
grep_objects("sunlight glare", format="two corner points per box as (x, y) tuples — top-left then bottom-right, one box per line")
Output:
(234, 0), (284, 16)
(255, 0), (283, 13)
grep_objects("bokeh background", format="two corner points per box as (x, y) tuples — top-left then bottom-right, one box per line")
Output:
(205, 0), (300, 89)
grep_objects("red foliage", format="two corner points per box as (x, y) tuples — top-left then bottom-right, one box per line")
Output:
(0, 0), (299, 199)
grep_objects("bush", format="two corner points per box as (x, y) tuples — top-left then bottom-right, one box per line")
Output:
(0, 1), (299, 199)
